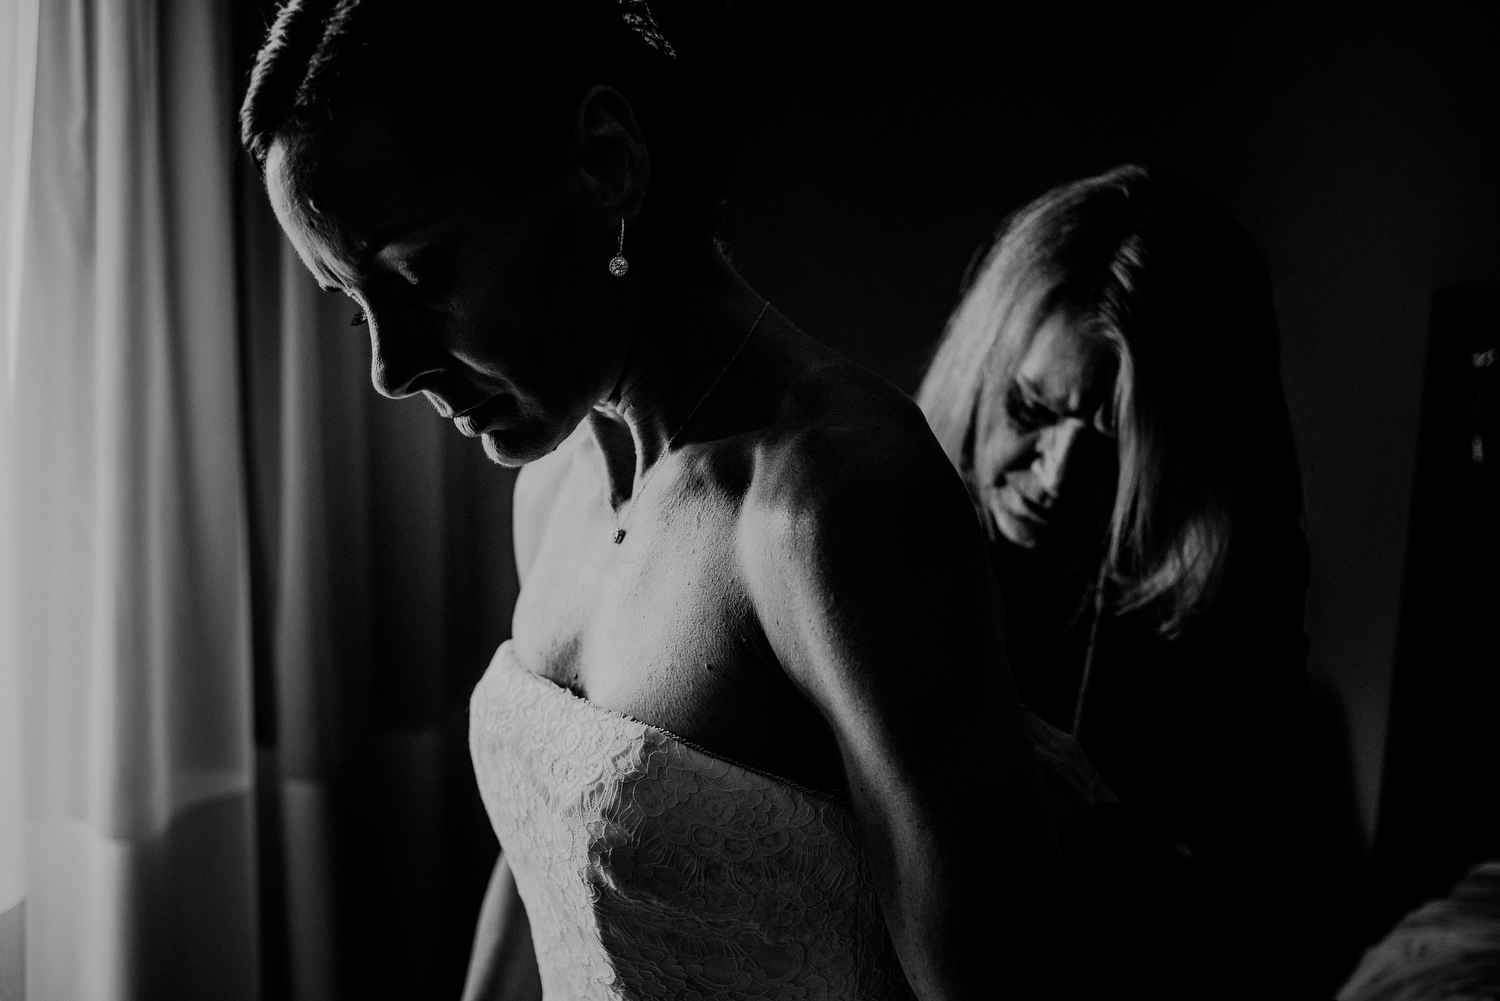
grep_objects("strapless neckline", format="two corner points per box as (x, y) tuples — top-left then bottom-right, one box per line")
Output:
(509, 654), (846, 804)
(469, 639), (917, 1001)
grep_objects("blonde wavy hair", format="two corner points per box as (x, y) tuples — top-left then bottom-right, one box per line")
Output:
(918, 166), (1302, 636)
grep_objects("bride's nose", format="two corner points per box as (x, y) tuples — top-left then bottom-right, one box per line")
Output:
(367, 312), (445, 399)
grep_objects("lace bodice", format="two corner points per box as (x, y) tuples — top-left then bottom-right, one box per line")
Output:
(469, 641), (917, 1001)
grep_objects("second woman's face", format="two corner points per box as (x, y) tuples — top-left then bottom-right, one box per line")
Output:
(972, 314), (1120, 551)
(266, 106), (631, 466)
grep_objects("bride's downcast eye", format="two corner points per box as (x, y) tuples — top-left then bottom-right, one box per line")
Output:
(350, 310), (367, 327)
(402, 248), (454, 301)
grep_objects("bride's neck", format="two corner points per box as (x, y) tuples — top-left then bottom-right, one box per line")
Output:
(590, 246), (765, 505)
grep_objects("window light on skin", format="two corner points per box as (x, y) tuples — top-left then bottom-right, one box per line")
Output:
(263, 97), (646, 468)
(971, 311), (1121, 551)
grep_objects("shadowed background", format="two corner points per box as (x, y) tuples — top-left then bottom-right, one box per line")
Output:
(226, 1), (1497, 998)
(721, 1), (1498, 851)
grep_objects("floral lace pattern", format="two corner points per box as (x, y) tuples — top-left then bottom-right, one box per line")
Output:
(469, 641), (917, 1001)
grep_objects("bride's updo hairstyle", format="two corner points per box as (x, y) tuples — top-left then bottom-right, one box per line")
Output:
(240, 0), (741, 240)
(920, 166), (1303, 636)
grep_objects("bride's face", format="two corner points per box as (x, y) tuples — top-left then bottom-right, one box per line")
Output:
(266, 105), (632, 466)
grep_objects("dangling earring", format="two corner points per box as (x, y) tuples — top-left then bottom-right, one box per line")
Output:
(608, 219), (629, 278)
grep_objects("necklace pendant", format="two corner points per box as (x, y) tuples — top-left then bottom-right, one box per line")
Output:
(612, 528), (626, 544)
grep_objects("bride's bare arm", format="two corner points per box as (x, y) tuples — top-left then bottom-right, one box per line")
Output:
(460, 438), (585, 1001)
(461, 854), (542, 1001)
(744, 403), (1065, 1000)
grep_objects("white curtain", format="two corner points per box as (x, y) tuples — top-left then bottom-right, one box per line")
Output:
(0, 0), (257, 996)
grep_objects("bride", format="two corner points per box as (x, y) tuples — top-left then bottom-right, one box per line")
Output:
(243, 2), (1065, 998)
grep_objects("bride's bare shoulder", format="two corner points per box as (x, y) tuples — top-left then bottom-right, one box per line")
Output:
(758, 357), (958, 504)
(737, 351), (1002, 695)
(737, 354), (980, 570)
(513, 421), (593, 583)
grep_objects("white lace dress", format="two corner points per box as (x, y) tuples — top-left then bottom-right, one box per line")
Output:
(469, 640), (918, 1001)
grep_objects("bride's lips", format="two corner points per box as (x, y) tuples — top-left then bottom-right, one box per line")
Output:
(452, 395), (509, 437)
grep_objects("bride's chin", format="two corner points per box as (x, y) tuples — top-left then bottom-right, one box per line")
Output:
(478, 420), (579, 468)
(480, 433), (526, 467)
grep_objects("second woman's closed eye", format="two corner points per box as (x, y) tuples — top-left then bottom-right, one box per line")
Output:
(1004, 382), (1055, 433)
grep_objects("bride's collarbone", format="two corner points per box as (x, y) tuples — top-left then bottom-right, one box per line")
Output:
(544, 451), (744, 578)
(511, 475), (844, 786)
(515, 475), (752, 676)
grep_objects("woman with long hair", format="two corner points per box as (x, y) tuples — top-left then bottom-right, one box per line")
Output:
(919, 166), (1329, 996)
(242, 2), (1065, 999)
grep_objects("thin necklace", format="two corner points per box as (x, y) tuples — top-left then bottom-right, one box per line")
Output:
(609, 300), (772, 544)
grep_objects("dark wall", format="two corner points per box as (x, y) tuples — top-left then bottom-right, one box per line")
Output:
(717, 0), (1500, 846)
(1375, 290), (1500, 929)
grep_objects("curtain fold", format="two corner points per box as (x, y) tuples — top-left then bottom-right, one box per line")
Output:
(271, 235), (341, 1001)
(235, 201), (522, 1001)
(0, 0), (525, 992)
(0, 0), (255, 997)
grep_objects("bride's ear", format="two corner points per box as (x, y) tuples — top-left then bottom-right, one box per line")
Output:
(570, 85), (651, 226)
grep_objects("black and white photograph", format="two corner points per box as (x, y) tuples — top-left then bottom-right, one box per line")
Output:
(0, 2), (1496, 999)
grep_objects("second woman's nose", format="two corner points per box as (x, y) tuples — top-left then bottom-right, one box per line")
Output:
(1032, 419), (1088, 500)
